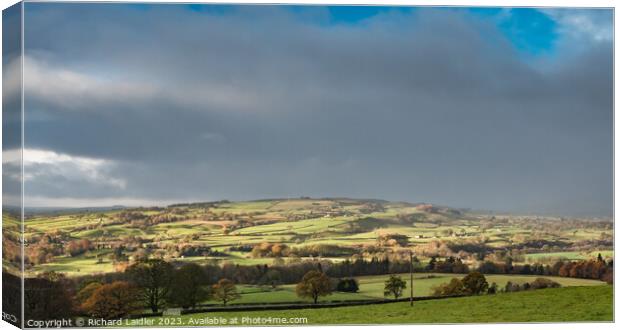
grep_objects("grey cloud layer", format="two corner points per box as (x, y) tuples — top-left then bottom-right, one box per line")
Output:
(20, 5), (612, 216)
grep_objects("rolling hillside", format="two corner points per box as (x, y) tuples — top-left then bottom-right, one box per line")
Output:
(18, 198), (613, 277)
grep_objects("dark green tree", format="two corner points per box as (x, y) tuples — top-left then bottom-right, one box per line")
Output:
(383, 275), (407, 299)
(126, 259), (174, 312)
(336, 278), (359, 293)
(167, 263), (210, 309)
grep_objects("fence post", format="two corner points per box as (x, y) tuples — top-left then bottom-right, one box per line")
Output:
(410, 250), (414, 307)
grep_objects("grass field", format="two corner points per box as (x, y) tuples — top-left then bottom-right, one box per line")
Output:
(137, 286), (612, 325)
(30, 251), (117, 276)
(525, 250), (614, 263)
(199, 273), (605, 305)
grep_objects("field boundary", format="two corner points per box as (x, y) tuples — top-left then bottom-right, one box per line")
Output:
(174, 294), (466, 315)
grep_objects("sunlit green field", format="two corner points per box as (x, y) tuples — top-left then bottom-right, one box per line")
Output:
(136, 286), (612, 325)
(525, 250), (614, 263)
(30, 250), (117, 276)
(194, 273), (605, 305)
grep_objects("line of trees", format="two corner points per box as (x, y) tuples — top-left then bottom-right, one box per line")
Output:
(22, 255), (612, 322)
(422, 254), (613, 285)
(432, 272), (562, 297)
(474, 256), (613, 284)
(78, 261), (243, 317)
(432, 271), (488, 296)
(296, 269), (410, 303)
(24, 260), (244, 321)
(24, 259), (415, 321)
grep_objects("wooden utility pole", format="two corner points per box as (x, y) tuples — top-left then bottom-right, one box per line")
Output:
(409, 250), (414, 306)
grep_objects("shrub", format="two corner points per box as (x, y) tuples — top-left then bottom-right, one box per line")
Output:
(504, 281), (521, 292)
(529, 278), (561, 289)
(336, 278), (359, 293)
(432, 278), (466, 296)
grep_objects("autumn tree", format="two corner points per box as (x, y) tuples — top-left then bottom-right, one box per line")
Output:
(383, 275), (407, 299)
(76, 282), (103, 305)
(296, 270), (332, 304)
(432, 278), (466, 296)
(66, 239), (93, 257)
(126, 259), (174, 312)
(376, 233), (409, 247)
(212, 279), (240, 305)
(167, 263), (210, 309)
(81, 281), (139, 318)
(602, 268), (614, 284)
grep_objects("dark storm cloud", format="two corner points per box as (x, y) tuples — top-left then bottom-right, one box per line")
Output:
(19, 4), (612, 216)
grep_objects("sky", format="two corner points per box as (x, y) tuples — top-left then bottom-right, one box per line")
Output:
(3, 4), (613, 216)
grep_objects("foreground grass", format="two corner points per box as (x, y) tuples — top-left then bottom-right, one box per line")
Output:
(138, 286), (612, 325)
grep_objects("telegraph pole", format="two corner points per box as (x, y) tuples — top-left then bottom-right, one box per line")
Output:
(409, 250), (414, 306)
